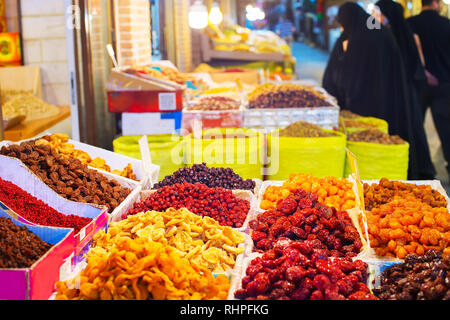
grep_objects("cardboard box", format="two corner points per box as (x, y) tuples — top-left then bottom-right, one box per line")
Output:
(0, 209), (75, 300)
(0, 65), (41, 98)
(0, 155), (109, 268)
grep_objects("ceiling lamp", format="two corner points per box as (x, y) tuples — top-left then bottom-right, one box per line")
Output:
(209, 2), (223, 25)
(189, 0), (209, 29)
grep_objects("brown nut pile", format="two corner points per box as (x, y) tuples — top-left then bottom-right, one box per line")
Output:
(0, 142), (131, 211)
(278, 121), (338, 137)
(373, 250), (449, 300)
(0, 216), (52, 268)
(186, 96), (241, 111)
(343, 120), (377, 129)
(347, 129), (405, 145)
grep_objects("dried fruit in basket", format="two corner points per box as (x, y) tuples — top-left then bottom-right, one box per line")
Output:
(35, 134), (138, 181)
(251, 189), (362, 258)
(234, 238), (377, 300)
(343, 120), (377, 130)
(373, 250), (449, 300)
(55, 237), (230, 300)
(340, 110), (362, 119)
(260, 173), (356, 212)
(2, 93), (60, 121)
(278, 121), (338, 138)
(0, 141), (131, 212)
(347, 129), (405, 145)
(363, 178), (447, 211)
(94, 208), (245, 273)
(361, 196), (450, 259)
(153, 163), (255, 191)
(0, 216), (52, 268)
(126, 182), (250, 228)
(247, 83), (331, 109)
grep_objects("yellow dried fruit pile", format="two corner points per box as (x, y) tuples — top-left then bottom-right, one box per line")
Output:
(55, 237), (230, 300)
(94, 208), (245, 273)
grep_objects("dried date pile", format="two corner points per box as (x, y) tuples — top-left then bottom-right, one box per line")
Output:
(347, 129), (405, 145)
(278, 121), (337, 138)
(0, 142), (131, 211)
(235, 238), (378, 300)
(248, 84), (330, 109)
(373, 250), (449, 300)
(250, 189), (362, 258)
(0, 216), (52, 268)
(340, 110), (361, 119)
(153, 163), (256, 191)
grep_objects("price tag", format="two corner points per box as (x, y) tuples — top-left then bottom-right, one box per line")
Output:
(346, 149), (371, 247)
(139, 135), (153, 187)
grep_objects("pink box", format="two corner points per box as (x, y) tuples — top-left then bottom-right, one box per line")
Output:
(0, 209), (75, 300)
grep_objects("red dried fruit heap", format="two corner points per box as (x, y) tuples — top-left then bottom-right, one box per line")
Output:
(235, 238), (378, 300)
(124, 182), (250, 228)
(250, 189), (362, 258)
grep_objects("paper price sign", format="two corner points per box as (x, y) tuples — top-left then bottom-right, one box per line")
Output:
(346, 149), (371, 247)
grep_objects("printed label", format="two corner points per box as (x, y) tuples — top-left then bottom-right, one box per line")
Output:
(158, 92), (177, 111)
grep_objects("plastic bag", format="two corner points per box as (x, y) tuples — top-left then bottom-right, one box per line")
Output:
(183, 128), (264, 180)
(344, 141), (409, 180)
(113, 135), (184, 181)
(266, 130), (347, 180)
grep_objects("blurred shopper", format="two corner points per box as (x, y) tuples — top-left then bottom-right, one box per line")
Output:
(275, 15), (296, 47)
(323, 2), (421, 179)
(407, 0), (450, 180)
(375, 0), (436, 179)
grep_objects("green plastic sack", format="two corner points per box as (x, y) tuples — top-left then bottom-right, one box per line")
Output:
(344, 141), (409, 180)
(341, 117), (389, 134)
(267, 130), (347, 180)
(113, 135), (184, 181)
(183, 128), (264, 180)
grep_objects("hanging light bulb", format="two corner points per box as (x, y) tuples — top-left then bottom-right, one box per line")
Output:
(209, 2), (223, 25)
(189, 0), (209, 29)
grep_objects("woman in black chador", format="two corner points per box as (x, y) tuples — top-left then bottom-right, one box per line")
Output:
(375, 0), (435, 179)
(323, 2), (423, 179)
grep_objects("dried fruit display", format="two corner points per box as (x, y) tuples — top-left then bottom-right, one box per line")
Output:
(0, 216), (52, 268)
(234, 238), (377, 300)
(247, 83), (331, 109)
(364, 178), (447, 211)
(362, 196), (450, 259)
(35, 134), (138, 181)
(55, 237), (230, 300)
(94, 208), (245, 273)
(373, 250), (449, 300)
(154, 163), (256, 191)
(251, 189), (362, 258)
(260, 173), (356, 212)
(0, 177), (92, 234)
(0, 142), (131, 212)
(2, 93), (60, 121)
(278, 121), (338, 138)
(186, 96), (241, 111)
(125, 182), (251, 228)
(347, 129), (405, 145)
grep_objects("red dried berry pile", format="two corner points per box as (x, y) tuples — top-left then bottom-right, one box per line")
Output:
(235, 238), (378, 300)
(250, 189), (362, 258)
(124, 182), (251, 228)
(0, 177), (92, 234)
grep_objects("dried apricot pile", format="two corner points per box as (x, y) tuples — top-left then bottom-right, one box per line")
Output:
(55, 237), (230, 300)
(261, 173), (356, 212)
(362, 196), (450, 259)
